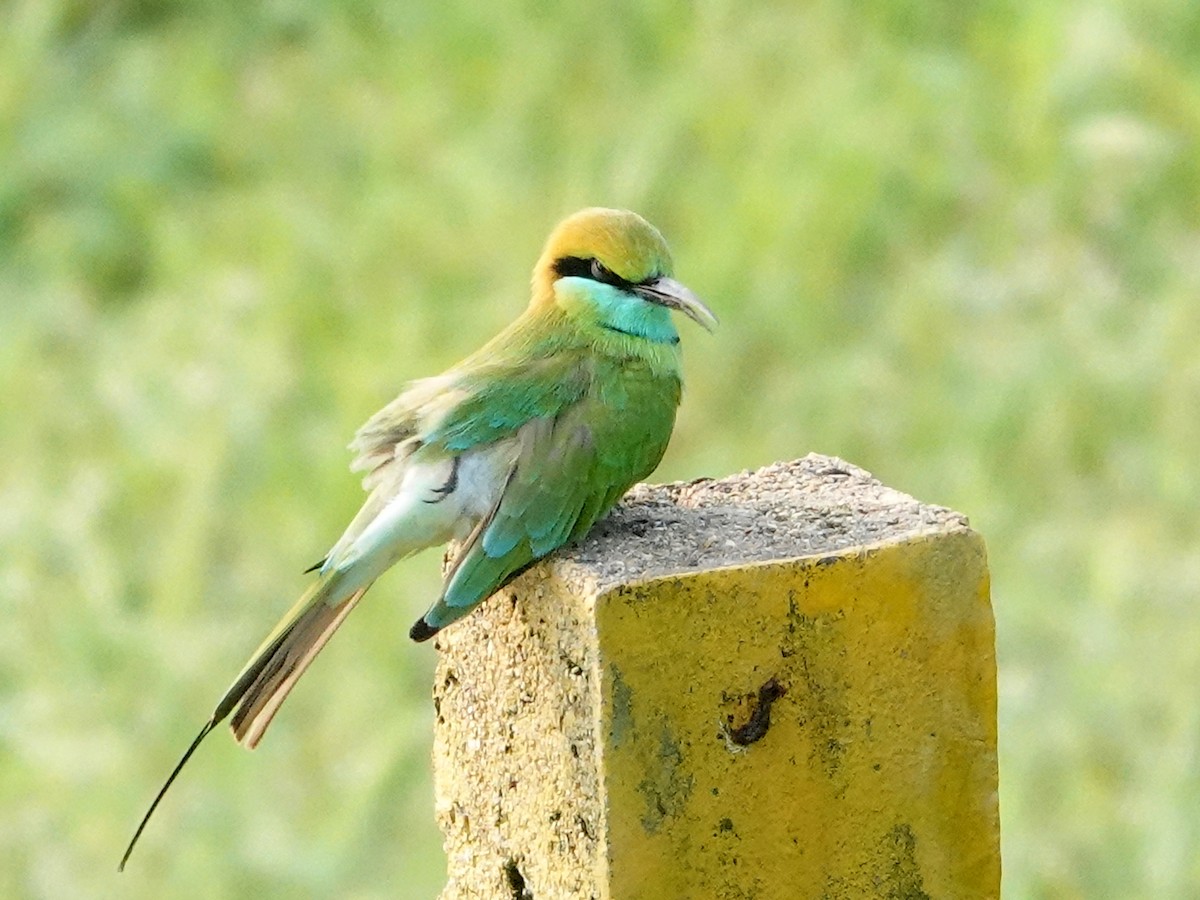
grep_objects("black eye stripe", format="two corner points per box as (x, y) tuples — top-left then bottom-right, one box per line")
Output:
(552, 256), (593, 280)
(552, 256), (649, 290)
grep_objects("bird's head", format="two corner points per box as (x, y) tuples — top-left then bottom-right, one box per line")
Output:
(531, 208), (717, 343)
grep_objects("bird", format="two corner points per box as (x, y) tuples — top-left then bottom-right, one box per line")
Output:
(119, 206), (715, 870)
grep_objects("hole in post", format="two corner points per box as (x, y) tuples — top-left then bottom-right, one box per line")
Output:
(503, 858), (531, 899)
(727, 677), (787, 747)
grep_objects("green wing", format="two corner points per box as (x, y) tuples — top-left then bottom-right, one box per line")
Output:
(425, 354), (593, 452)
(350, 337), (592, 483)
(338, 341), (594, 570)
(414, 356), (680, 637)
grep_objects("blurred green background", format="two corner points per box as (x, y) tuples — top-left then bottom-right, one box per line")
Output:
(3, 0), (1198, 897)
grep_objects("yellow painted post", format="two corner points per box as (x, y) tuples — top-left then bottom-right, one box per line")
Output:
(432, 455), (999, 899)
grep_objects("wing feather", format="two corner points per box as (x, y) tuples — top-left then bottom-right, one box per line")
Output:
(412, 359), (680, 638)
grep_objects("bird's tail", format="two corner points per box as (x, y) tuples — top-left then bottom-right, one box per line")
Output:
(121, 455), (459, 870)
(220, 573), (370, 748)
(118, 572), (370, 871)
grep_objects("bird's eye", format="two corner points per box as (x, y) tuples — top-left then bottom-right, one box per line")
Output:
(590, 259), (614, 283)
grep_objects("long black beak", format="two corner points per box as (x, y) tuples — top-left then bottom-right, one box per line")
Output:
(635, 277), (718, 331)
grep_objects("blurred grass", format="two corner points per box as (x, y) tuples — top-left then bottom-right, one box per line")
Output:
(2, 0), (1198, 896)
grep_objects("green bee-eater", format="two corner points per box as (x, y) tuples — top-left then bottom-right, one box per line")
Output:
(120, 207), (715, 869)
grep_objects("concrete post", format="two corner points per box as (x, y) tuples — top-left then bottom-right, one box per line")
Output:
(432, 454), (999, 899)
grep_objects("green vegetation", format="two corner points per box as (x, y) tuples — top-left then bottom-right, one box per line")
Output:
(3, 1), (1197, 896)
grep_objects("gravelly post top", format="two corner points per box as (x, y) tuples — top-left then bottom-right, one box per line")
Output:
(432, 453), (999, 900)
(570, 454), (970, 580)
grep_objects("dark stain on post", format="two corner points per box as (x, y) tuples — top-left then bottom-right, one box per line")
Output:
(609, 665), (634, 748)
(638, 723), (694, 833)
(882, 824), (931, 900)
